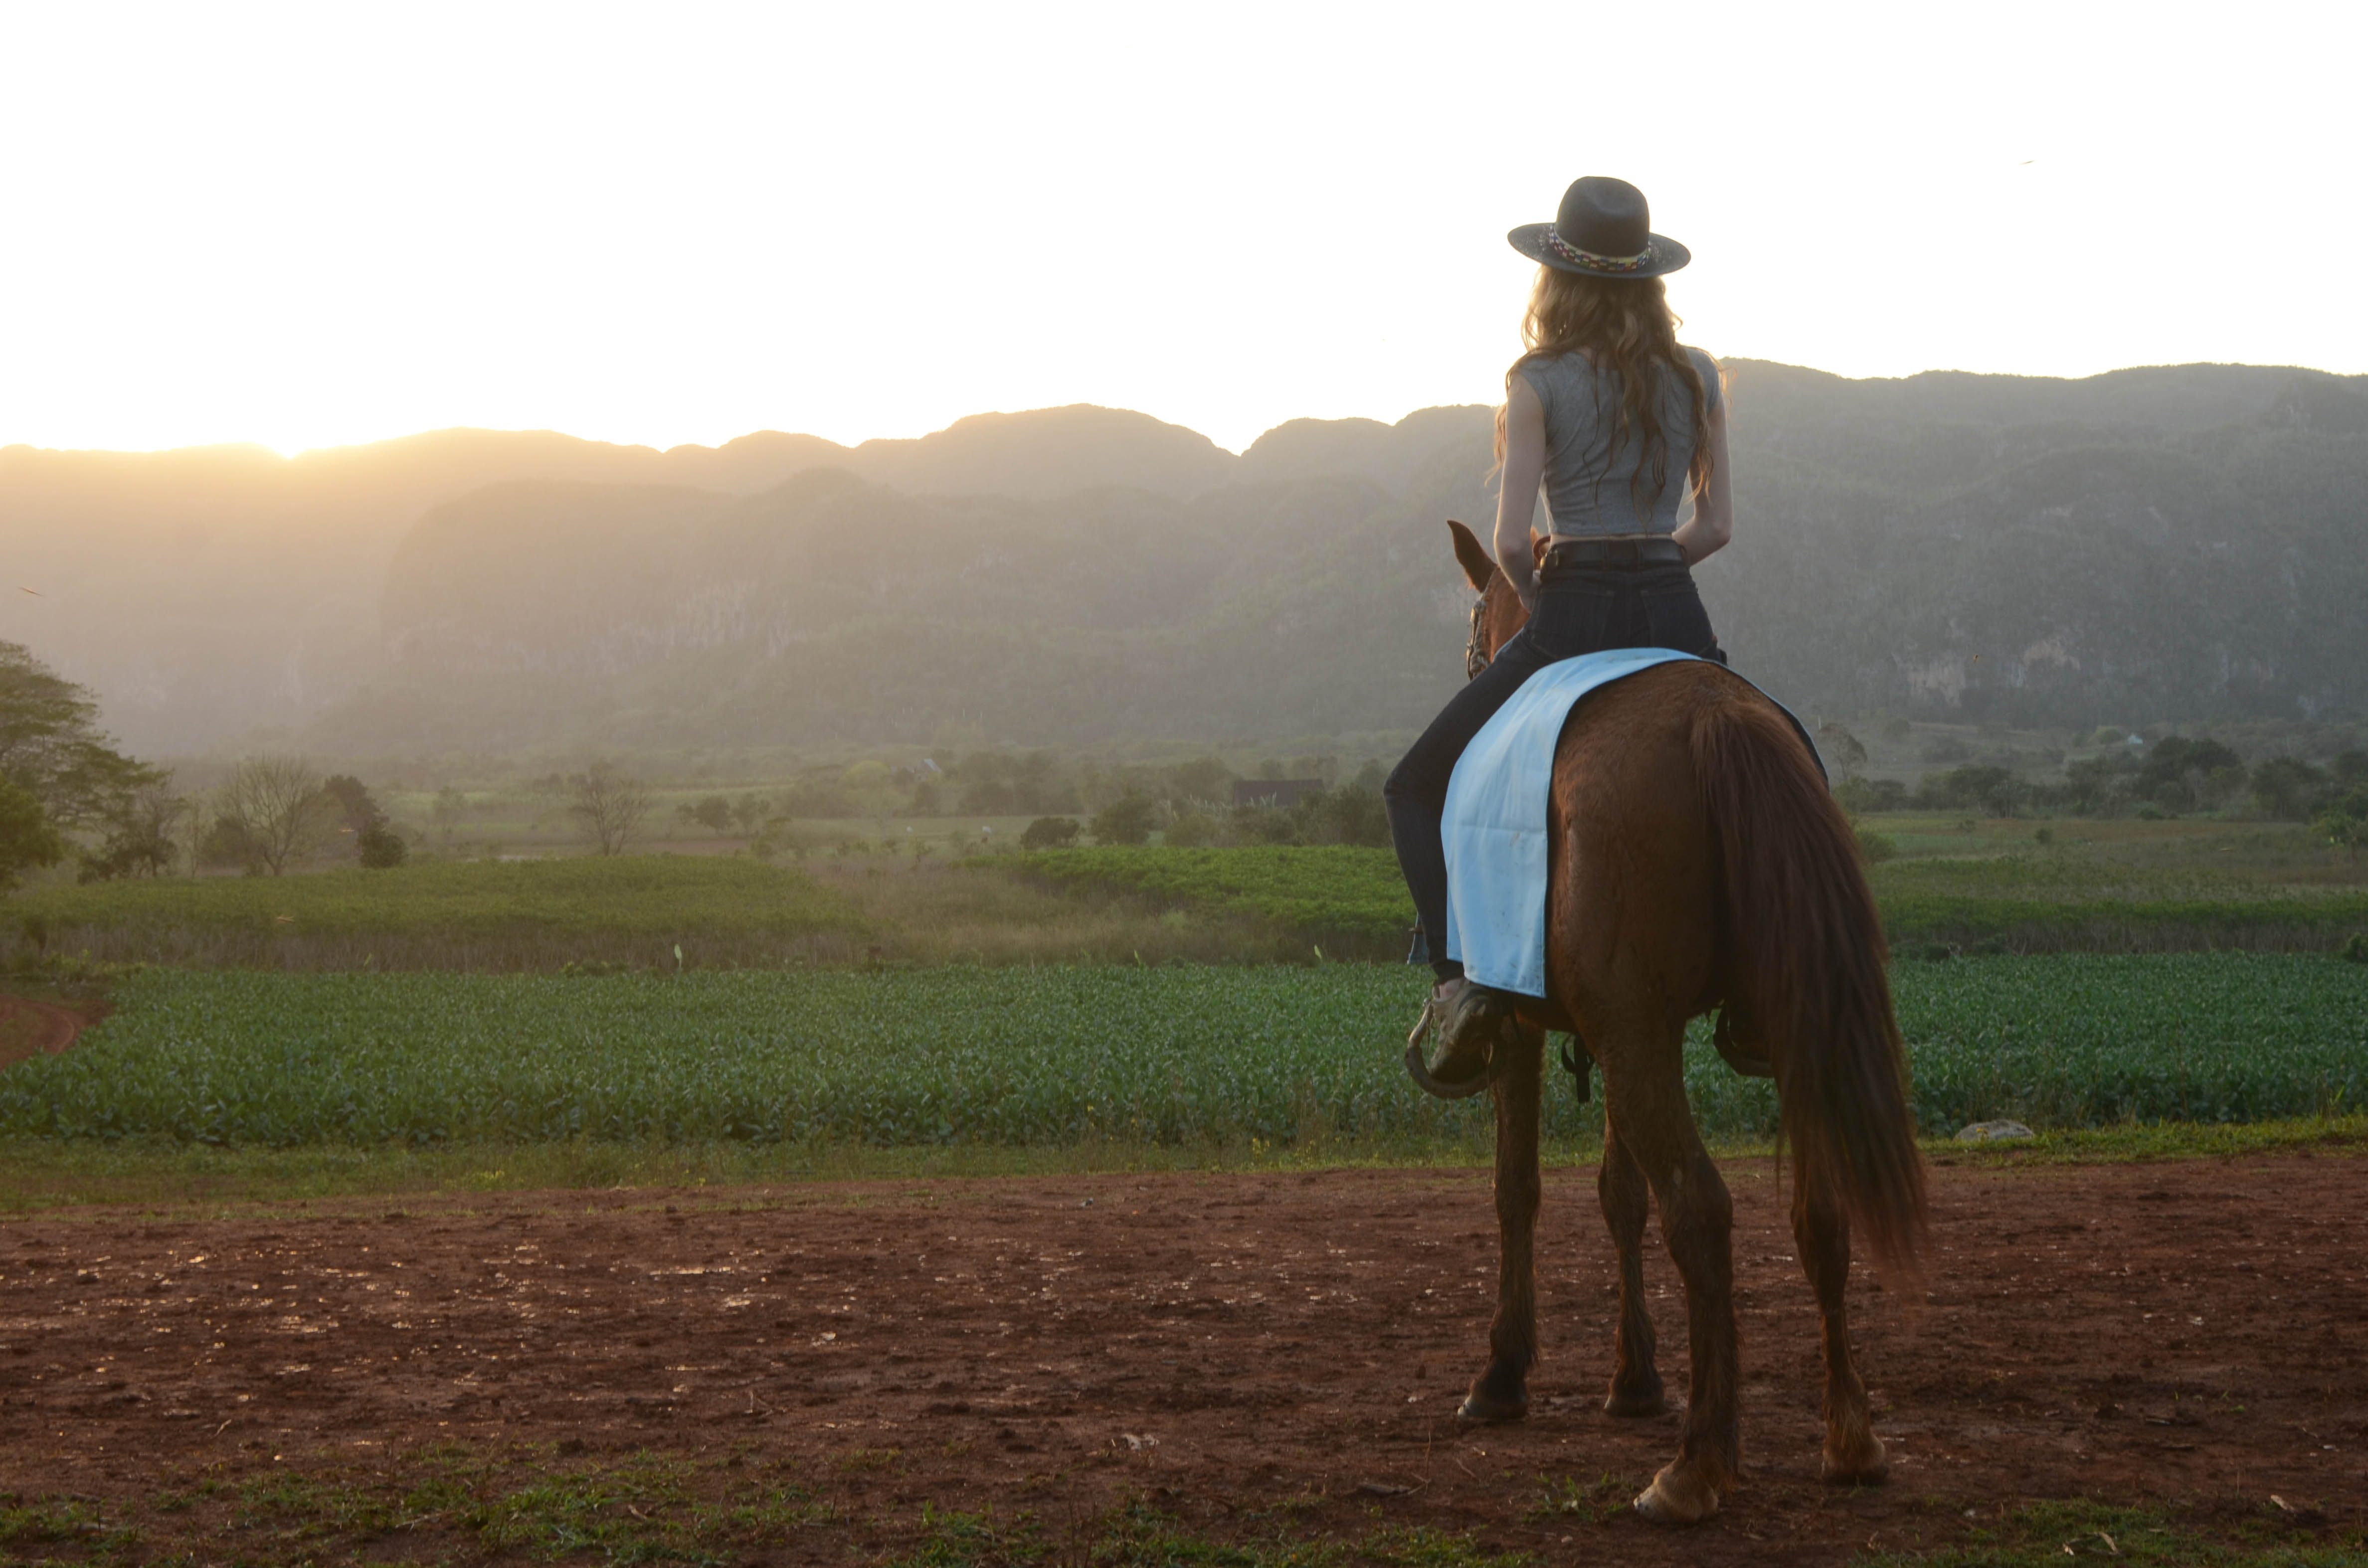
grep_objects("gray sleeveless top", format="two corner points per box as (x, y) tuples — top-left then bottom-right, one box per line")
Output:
(1515, 346), (1722, 536)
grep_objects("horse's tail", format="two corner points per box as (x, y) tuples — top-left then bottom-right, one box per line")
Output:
(1691, 690), (1927, 1280)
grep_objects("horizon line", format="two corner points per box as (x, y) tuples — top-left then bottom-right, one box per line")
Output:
(2, 355), (2357, 464)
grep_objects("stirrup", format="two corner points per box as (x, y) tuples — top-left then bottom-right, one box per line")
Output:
(1404, 987), (1507, 1101)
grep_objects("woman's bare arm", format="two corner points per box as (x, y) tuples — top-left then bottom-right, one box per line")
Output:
(1493, 372), (1547, 610)
(1672, 399), (1732, 567)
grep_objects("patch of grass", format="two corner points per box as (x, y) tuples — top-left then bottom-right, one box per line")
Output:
(1010, 846), (1414, 947)
(0, 1446), (837, 1567)
(1091, 1503), (1532, 1567)
(1523, 1472), (1633, 1526)
(1, 1117), (2360, 1215)
(1858, 1499), (2363, 1566)
(889, 1503), (1049, 1567)
(0, 1492), (141, 1550)
(815, 856), (1323, 966)
(1923, 1114), (2368, 1167)
(10, 855), (864, 972)
(1868, 853), (2368, 953)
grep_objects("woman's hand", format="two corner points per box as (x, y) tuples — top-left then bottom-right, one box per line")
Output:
(1494, 374), (1547, 607)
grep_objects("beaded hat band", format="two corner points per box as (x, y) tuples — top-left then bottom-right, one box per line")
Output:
(1508, 176), (1691, 279)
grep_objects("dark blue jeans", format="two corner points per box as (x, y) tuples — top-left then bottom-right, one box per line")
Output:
(1384, 562), (1724, 979)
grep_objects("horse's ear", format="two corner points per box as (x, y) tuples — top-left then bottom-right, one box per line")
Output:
(1447, 520), (1493, 593)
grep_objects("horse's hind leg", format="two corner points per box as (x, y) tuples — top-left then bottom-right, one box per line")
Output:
(1603, 1036), (1739, 1525)
(1461, 1025), (1543, 1423)
(1598, 1121), (1668, 1416)
(1794, 1170), (1888, 1484)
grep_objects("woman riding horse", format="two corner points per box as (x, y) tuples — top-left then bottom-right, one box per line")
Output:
(1381, 177), (1925, 1525)
(1384, 175), (1732, 1065)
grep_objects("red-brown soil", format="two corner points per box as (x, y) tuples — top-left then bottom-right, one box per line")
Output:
(0, 1153), (2361, 1562)
(0, 993), (102, 1069)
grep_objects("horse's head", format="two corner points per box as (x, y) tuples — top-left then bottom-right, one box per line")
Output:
(1447, 519), (1540, 678)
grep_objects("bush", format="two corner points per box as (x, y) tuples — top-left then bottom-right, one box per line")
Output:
(357, 823), (409, 869)
(1020, 816), (1080, 851)
(2314, 788), (2368, 862)
(1163, 811), (1221, 848)
(1089, 794), (1157, 847)
(2340, 932), (2368, 965)
(2249, 756), (2328, 821)
(197, 814), (264, 872)
(1833, 776), (1908, 814)
(1293, 784), (1390, 847)
(1915, 764), (2024, 817)
(1853, 824), (1899, 864)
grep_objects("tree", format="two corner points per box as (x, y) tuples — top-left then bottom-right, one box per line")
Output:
(2248, 757), (2327, 821)
(320, 775), (387, 833)
(357, 823), (408, 869)
(730, 793), (771, 836)
(570, 764), (653, 855)
(1020, 816), (1080, 850)
(1913, 764), (2025, 817)
(677, 795), (734, 836)
(0, 640), (159, 829)
(219, 755), (332, 876)
(1817, 723), (1869, 779)
(1089, 793), (1157, 846)
(0, 776), (64, 890)
(79, 779), (188, 880)
(2316, 787), (2368, 864)
(198, 814), (265, 872)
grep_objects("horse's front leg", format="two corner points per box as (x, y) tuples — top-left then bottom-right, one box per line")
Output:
(1460, 1023), (1544, 1422)
(1598, 1118), (1668, 1415)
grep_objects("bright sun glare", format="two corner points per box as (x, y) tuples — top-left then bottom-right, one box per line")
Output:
(2, 1), (2363, 456)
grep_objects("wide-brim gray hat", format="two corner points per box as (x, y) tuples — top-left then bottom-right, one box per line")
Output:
(1508, 175), (1690, 279)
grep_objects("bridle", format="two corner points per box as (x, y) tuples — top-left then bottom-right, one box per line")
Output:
(1464, 593), (1492, 681)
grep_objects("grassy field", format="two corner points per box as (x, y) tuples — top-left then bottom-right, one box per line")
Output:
(1011, 845), (1416, 947)
(8, 856), (867, 971)
(15, 817), (2368, 975)
(1015, 840), (2368, 954)
(1, 956), (2358, 1154)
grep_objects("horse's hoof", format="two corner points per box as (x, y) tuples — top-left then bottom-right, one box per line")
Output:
(1822, 1434), (1888, 1487)
(1457, 1360), (1528, 1423)
(1603, 1385), (1670, 1418)
(1457, 1389), (1528, 1424)
(1632, 1461), (1721, 1526)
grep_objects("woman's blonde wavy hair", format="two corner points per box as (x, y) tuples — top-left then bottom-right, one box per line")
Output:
(1496, 267), (1714, 518)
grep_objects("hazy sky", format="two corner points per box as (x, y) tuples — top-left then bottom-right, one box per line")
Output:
(4, 1), (2361, 457)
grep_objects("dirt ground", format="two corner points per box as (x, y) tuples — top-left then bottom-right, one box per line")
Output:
(0, 994), (100, 1070)
(0, 1152), (2362, 1563)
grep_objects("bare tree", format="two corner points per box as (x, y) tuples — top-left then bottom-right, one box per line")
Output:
(570, 763), (653, 856)
(1818, 722), (1870, 780)
(218, 755), (330, 876)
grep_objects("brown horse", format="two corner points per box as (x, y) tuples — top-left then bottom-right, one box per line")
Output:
(1419, 519), (1926, 1525)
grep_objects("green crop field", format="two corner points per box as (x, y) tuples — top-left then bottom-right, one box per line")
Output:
(14, 834), (2368, 978)
(1, 956), (2357, 1151)
(1013, 844), (2368, 955)
(1011, 845), (1417, 944)
(9, 857), (864, 971)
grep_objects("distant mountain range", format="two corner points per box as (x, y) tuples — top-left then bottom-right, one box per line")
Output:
(4, 359), (2363, 762)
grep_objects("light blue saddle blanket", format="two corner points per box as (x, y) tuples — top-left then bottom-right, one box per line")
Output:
(1442, 649), (1822, 999)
